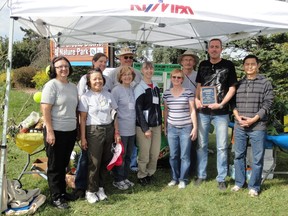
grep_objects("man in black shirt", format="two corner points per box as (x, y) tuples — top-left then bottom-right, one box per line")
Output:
(194, 38), (237, 190)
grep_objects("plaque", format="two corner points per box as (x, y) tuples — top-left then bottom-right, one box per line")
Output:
(200, 86), (217, 105)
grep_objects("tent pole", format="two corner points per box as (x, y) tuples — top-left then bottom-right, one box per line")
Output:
(0, 17), (14, 211)
(108, 44), (115, 68)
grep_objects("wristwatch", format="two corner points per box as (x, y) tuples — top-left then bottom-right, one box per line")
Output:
(219, 104), (224, 109)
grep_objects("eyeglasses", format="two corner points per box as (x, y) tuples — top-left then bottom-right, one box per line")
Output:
(172, 76), (182, 80)
(123, 56), (134, 60)
(55, 65), (69, 69)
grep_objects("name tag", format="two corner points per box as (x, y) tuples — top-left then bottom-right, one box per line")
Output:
(153, 96), (159, 104)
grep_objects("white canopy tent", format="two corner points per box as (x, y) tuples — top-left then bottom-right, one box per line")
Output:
(7, 0), (288, 49)
(1, 0), (288, 210)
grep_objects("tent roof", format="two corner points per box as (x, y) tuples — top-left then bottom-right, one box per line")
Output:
(8, 0), (288, 49)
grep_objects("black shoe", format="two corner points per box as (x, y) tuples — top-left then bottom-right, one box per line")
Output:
(145, 175), (155, 184)
(138, 177), (148, 186)
(194, 178), (205, 186)
(52, 198), (70, 209)
(72, 189), (85, 200)
(218, 182), (227, 191)
(62, 192), (76, 201)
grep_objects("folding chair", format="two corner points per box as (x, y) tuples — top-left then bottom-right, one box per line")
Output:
(261, 133), (288, 184)
(15, 131), (47, 181)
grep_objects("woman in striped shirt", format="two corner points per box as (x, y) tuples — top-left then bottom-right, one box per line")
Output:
(163, 69), (197, 189)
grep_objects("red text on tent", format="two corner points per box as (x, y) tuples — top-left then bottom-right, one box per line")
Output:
(130, 4), (194, 14)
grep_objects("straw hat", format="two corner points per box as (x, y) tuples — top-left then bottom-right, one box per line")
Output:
(178, 50), (199, 65)
(116, 47), (136, 58)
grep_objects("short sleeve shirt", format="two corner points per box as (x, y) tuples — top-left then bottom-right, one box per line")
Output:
(78, 90), (118, 125)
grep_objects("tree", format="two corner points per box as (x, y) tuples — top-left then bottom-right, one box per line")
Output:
(113, 43), (187, 65)
(152, 46), (183, 64)
(0, 28), (50, 70)
(15, 28), (50, 69)
(230, 33), (288, 100)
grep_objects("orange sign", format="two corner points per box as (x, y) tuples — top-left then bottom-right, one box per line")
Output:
(50, 41), (109, 66)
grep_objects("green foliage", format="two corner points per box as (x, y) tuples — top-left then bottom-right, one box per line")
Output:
(152, 46), (183, 64)
(12, 40), (35, 68)
(0, 89), (40, 139)
(13, 66), (37, 88)
(0, 71), (5, 85)
(0, 37), (8, 70)
(0, 85), (5, 131)
(31, 66), (88, 88)
(32, 70), (49, 90)
(0, 71), (15, 88)
(267, 97), (288, 135)
(231, 33), (288, 99)
(68, 66), (88, 84)
(0, 29), (50, 70)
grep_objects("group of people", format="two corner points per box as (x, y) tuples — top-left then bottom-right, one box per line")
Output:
(40, 47), (161, 209)
(40, 38), (273, 209)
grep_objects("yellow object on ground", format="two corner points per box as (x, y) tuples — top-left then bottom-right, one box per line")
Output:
(16, 133), (44, 154)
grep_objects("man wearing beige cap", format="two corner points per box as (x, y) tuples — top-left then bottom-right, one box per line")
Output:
(175, 50), (199, 177)
(176, 50), (199, 93)
(108, 47), (142, 88)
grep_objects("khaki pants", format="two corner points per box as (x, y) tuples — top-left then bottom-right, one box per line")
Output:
(86, 124), (114, 192)
(136, 126), (161, 179)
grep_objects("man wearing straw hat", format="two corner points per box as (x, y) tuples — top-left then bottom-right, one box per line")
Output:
(108, 47), (142, 88)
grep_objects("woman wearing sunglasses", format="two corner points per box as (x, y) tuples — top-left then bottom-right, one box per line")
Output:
(163, 69), (197, 189)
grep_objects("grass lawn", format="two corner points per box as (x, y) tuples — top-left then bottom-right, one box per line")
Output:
(2, 89), (288, 216)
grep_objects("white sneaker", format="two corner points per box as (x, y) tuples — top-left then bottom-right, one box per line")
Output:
(96, 187), (107, 201)
(231, 185), (241, 192)
(168, 180), (177, 186)
(248, 189), (259, 197)
(113, 180), (129, 190)
(124, 179), (135, 187)
(178, 181), (186, 189)
(85, 191), (99, 204)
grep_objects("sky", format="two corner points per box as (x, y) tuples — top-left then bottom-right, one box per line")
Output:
(0, 0), (25, 41)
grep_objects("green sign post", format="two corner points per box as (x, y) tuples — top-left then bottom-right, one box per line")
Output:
(133, 63), (181, 77)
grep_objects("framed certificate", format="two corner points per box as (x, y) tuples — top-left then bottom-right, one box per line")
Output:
(200, 86), (217, 105)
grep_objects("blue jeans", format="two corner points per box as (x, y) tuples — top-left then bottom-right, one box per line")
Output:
(130, 144), (138, 169)
(113, 135), (135, 181)
(234, 128), (265, 192)
(75, 149), (88, 190)
(167, 124), (192, 183)
(197, 113), (229, 182)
